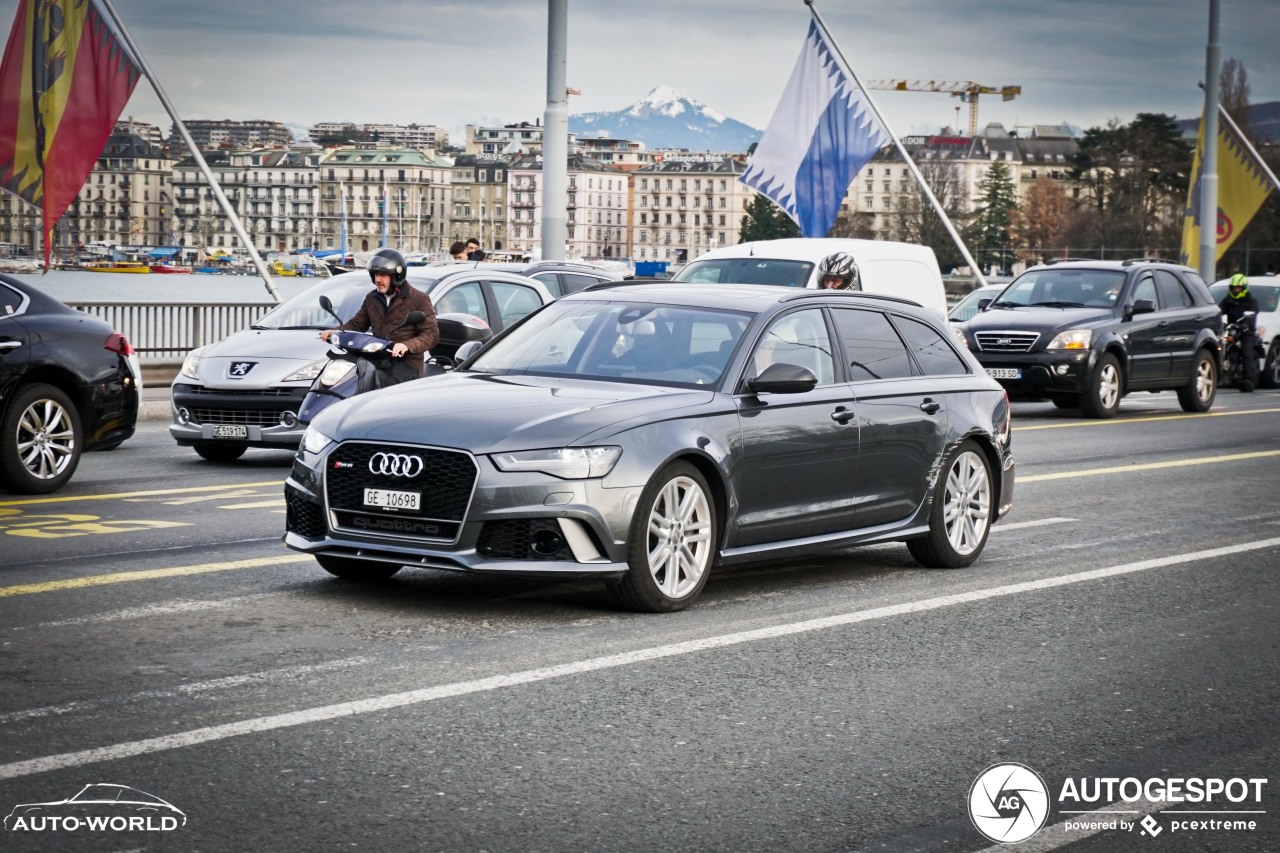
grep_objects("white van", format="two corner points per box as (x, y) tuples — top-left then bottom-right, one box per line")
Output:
(672, 238), (948, 317)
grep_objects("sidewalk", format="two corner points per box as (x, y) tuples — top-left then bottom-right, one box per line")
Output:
(139, 360), (179, 422)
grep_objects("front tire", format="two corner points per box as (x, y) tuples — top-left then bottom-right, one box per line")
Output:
(0, 384), (82, 494)
(608, 461), (717, 612)
(1261, 343), (1280, 389)
(193, 443), (247, 462)
(1079, 353), (1122, 419)
(907, 440), (993, 569)
(1176, 348), (1217, 412)
(316, 554), (401, 581)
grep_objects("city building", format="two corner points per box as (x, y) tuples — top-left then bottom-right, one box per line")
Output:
(575, 136), (658, 171)
(506, 153), (628, 259)
(317, 146), (453, 254)
(631, 156), (755, 263)
(465, 121), (578, 157)
(308, 122), (450, 150)
(170, 119), (293, 152)
(447, 155), (509, 252)
(67, 128), (175, 251)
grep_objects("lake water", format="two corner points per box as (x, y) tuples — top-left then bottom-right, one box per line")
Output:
(10, 269), (327, 305)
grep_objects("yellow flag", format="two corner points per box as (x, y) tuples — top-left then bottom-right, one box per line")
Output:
(1180, 113), (1273, 270)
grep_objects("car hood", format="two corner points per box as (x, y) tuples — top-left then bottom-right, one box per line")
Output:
(181, 327), (331, 388)
(965, 305), (1115, 333)
(314, 372), (716, 452)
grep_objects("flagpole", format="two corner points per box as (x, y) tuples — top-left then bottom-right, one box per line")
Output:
(1198, 0), (1220, 283)
(804, 0), (988, 286)
(97, 0), (280, 301)
(1217, 106), (1280, 193)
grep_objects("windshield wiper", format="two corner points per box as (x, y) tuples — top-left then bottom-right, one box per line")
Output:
(1028, 301), (1085, 308)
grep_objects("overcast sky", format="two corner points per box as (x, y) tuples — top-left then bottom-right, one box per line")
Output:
(61, 0), (1280, 143)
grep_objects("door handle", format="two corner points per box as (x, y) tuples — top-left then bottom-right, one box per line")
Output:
(830, 406), (855, 424)
(919, 398), (942, 415)
(0, 340), (21, 350)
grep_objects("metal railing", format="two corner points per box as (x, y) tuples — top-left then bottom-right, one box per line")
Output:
(66, 300), (275, 359)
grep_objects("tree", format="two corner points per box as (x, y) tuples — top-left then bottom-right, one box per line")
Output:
(1069, 113), (1191, 257)
(739, 194), (801, 242)
(892, 161), (967, 271)
(965, 159), (1017, 272)
(1220, 58), (1251, 138)
(1008, 177), (1075, 264)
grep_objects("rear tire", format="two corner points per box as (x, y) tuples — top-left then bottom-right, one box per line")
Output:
(608, 461), (716, 612)
(907, 440), (993, 569)
(1079, 353), (1122, 419)
(0, 383), (82, 494)
(316, 555), (401, 581)
(193, 443), (247, 462)
(1176, 349), (1217, 412)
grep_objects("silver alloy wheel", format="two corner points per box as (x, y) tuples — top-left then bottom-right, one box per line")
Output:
(942, 450), (991, 556)
(1097, 362), (1121, 411)
(646, 474), (713, 599)
(1193, 355), (1217, 403)
(16, 396), (76, 481)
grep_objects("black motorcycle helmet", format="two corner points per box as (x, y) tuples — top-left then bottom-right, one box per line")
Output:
(368, 248), (408, 291)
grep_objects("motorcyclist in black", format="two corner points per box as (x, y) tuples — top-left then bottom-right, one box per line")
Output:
(1219, 273), (1260, 389)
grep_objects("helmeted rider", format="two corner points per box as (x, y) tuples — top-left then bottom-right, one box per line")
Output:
(320, 247), (439, 377)
(1219, 272), (1260, 389)
(817, 252), (861, 290)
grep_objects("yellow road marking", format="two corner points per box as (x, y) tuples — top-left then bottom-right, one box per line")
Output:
(1020, 449), (1280, 483)
(218, 500), (286, 510)
(0, 555), (314, 598)
(1014, 406), (1280, 431)
(0, 481), (282, 508)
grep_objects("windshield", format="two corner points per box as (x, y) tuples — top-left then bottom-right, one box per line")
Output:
(990, 269), (1126, 309)
(673, 258), (813, 288)
(1211, 282), (1280, 312)
(468, 299), (753, 388)
(252, 273), (442, 329)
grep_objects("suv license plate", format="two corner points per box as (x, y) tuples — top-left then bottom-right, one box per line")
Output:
(211, 425), (248, 438)
(986, 368), (1021, 380)
(364, 488), (421, 511)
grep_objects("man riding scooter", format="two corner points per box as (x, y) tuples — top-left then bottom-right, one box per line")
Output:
(319, 247), (439, 383)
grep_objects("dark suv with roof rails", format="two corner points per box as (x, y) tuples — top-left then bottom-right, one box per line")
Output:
(956, 258), (1221, 418)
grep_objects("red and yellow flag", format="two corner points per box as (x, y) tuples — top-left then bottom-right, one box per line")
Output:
(1180, 111), (1274, 271)
(0, 0), (141, 269)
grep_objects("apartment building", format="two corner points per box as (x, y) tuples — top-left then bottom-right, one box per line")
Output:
(170, 119), (293, 152)
(465, 121), (579, 157)
(68, 129), (175, 250)
(448, 155), (509, 252)
(309, 122), (449, 149)
(506, 153), (628, 259)
(317, 146), (453, 254)
(630, 156), (755, 263)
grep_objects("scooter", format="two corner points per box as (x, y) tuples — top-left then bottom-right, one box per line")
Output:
(297, 295), (492, 425)
(1220, 310), (1260, 393)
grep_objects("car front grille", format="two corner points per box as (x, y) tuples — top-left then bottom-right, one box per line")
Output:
(285, 485), (326, 539)
(975, 331), (1040, 353)
(189, 407), (293, 426)
(325, 441), (477, 543)
(178, 384), (298, 397)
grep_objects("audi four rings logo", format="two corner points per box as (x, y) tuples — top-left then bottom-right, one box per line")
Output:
(368, 453), (425, 477)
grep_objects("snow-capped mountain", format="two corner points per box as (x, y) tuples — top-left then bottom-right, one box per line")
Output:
(569, 85), (761, 152)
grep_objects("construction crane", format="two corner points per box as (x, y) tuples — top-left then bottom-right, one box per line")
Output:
(864, 80), (1022, 136)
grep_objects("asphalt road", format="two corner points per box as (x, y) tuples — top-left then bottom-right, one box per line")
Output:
(1, 389), (1278, 852)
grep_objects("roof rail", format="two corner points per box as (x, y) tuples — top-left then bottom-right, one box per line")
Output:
(780, 289), (920, 308)
(1121, 257), (1182, 267)
(1043, 257), (1100, 265)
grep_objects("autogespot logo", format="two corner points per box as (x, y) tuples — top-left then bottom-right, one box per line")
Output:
(969, 763), (1051, 844)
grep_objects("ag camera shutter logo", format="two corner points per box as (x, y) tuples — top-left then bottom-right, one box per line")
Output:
(969, 762), (1050, 844)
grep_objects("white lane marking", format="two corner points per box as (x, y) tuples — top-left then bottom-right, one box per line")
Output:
(2, 536), (1278, 780)
(0, 657), (372, 726)
(9, 594), (279, 630)
(991, 517), (1075, 531)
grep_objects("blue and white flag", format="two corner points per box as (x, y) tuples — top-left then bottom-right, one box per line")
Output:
(741, 20), (892, 237)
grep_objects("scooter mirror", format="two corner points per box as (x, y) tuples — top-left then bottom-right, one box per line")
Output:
(318, 295), (344, 326)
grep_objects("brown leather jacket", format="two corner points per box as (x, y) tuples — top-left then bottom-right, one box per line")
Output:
(341, 284), (440, 374)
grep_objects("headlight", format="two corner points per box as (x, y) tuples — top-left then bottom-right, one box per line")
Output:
(180, 349), (203, 379)
(491, 446), (622, 479)
(283, 359), (329, 382)
(950, 325), (969, 349)
(361, 341), (386, 353)
(318, 360), (356, 387)
(1047, 329), (1092, 350)
(301, 425), (334, 455)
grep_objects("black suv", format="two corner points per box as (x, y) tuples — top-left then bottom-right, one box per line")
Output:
(958, 259), (1221, 418)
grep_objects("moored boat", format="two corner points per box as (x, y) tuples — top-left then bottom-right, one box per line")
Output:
(150, 264), (191, 274)
(86, 261), (151, 273)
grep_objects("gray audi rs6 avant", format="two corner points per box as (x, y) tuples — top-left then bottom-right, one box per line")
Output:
(284, 283), (1015, 612)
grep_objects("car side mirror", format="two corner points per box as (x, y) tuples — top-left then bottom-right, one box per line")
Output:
(977, 298), (992, 311)
(454, 340), (486, 364)
(746, 362), (818, 394)
(1126, 298), (1156, 319)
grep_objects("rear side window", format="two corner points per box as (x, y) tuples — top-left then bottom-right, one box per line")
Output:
(0, 282), (25, 317)
(530, 272), (564, 298)
(830, 308), (913, 381)
(561, 273), (606, 294)
(892, 316), (969, 376)
(1153, 270), (1192, 308)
